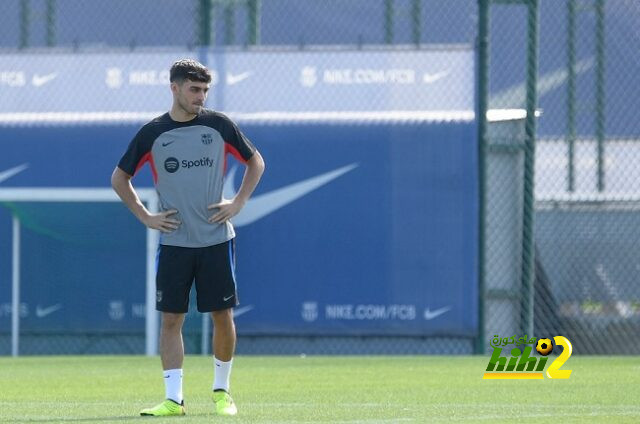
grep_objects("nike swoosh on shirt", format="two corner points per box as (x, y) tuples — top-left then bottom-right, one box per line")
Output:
(36, 304), (62, 318)
(226, 71), (252, 85)
(32, 73), (58, 87)
(223, 163), (359, 227)
(423, 306), (451, 320)
(0, 163), (29, 184)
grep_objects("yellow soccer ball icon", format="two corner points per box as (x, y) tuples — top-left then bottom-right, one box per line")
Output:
(536, 338), (553, 356)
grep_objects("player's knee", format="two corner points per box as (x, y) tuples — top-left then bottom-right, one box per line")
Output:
(211, 308), (234, 325)
(161, 312), (185, 330)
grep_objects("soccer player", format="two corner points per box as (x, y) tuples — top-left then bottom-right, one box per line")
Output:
(111, 59), (265, 417)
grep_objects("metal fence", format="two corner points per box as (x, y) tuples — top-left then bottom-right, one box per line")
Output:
(1, 0), (639, 355)
(482, 0), (640, 355)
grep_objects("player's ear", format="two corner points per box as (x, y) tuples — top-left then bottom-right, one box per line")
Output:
(170, 81), (180, 95)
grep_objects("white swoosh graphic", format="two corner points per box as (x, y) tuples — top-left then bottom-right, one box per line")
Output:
(36, 304), (62, 318)
(32, 73), (58, 87)
(226, 71), (252, 85)
(423, 306), (451, 320)
(224, 163), (359, 227)
(422, 71), (449, 84)
(234, 305), (254, 318)
(490, 57), (594, 108)
(0, 163), (29, 184)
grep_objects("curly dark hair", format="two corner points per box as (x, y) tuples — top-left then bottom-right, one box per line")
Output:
(169, 59), (212, 84)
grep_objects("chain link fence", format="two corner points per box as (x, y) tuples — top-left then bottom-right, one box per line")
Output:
(1, 1), (638, 355)
(534, 0), (640, 354)
(485, 0), (640, 355)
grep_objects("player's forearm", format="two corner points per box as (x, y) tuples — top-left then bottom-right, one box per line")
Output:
(234, 151), (265, 204)
(111, 167), (151, 224)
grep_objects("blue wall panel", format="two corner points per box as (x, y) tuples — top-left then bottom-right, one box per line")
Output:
(0, 118), (478, 337)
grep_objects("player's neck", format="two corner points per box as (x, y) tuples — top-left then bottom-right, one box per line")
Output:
(169, 105), (198, 122)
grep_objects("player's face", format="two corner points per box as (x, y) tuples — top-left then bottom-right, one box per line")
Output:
(174, 80), (210, 115)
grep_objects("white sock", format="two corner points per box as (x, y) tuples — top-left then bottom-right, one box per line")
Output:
(163, 369), (183, 404)
(213, 357), (233, 392)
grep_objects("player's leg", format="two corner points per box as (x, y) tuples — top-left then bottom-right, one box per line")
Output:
(212, 308), (236, 385)
(160, 312), (186, 370)
(194, 239), (239, 416)
(159, 312), (186, 405)
(140, 245), (195, 417)
(211, 308), (238, 415)
(140, 312), (187, 416)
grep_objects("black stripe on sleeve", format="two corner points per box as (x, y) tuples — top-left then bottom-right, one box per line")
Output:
(219, 115), (256, 162)
(117, 124), (156, 176)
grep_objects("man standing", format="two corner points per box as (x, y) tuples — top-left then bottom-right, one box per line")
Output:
(111, 59), (265, 417)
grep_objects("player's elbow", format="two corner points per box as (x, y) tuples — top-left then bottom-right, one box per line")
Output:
(110, 167), (130, 191)
(110, 168), (120, 190)
(250, 150), (265, 174)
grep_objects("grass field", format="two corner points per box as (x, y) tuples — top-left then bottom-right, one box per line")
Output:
(0, 355), (639, 423)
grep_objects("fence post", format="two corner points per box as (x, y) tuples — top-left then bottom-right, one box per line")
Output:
(224, 1), (235, 45)
(19, 0), (30, 49)
(46, 0), (56, 47)
(199, 0), (212, 47)
(384, 0), (394, 44)
(596, 0), (605, 192)
(567, 0), (576, 192)
(247, 0), (260, 45)
(475, 0), (490, 354)
(521, 0), (539, 338)
(412, 0), (421, 46)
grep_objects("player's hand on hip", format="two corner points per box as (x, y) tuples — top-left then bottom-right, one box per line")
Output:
(143, 209), (181, 233)
(208, 199), (244, 223)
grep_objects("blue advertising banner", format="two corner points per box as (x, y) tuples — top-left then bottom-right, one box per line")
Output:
(210, 48), (473, 112)
(0, 117), (477, 336)
(0, 48), (477, 336)
(0, 48), (473, 114)
(0, 51), (190, 113)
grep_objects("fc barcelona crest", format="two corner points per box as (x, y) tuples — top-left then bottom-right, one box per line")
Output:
(201, 133), (213, 145)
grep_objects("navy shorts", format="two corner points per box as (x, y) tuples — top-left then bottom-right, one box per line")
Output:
(155, 239), (238, 313)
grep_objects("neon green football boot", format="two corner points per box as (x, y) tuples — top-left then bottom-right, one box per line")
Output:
(139, 399), (185, 416)
(212, 390), (237, 416)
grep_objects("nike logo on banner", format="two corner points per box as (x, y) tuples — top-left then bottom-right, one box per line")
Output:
(423, 306), (451, 321)
(224, 163), (359, 227)
(32, 73), (58, 87)
(490, 57), (594, 107)
(233, 305), (254, 318)
(0, 163), (29, 184)
(226, 71), (252, 85)
(36, 304), (62, 318)
(422, 71), (449, 84)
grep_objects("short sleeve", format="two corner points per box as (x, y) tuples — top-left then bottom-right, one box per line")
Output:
(221, 116), (256, 163)
(117, 125), (156, 176)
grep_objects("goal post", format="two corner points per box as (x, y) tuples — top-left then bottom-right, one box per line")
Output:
(0, 187), (160, 356)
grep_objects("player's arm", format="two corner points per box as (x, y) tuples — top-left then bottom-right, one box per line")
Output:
(208, 150), (265, 223)
(111, 166), (180, 232)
